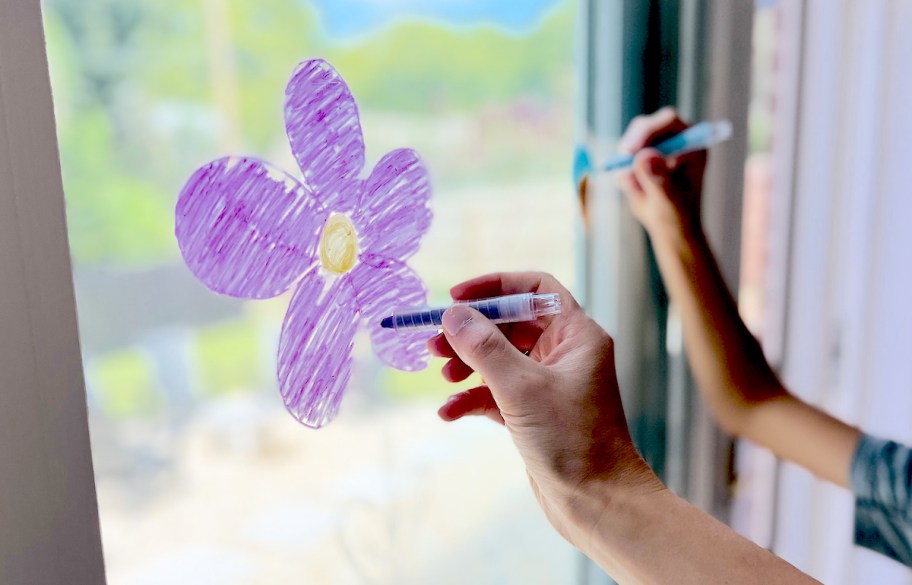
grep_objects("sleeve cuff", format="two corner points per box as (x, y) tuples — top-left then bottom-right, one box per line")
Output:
(851, 433), (912, 566)
(850, 433), (887, 502)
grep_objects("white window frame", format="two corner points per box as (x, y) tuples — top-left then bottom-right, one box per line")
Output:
(0, 0), (106, 583)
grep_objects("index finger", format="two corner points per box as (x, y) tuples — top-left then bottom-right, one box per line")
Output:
(447, 272), (578, 352)
(449, 271), (579, 311)
(620, 107), (690, 154)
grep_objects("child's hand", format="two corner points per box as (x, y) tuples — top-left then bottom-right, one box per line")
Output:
(616, 107), (707, 239)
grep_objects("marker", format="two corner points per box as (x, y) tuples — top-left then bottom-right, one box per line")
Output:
(573, 119), (733, 186)
(379, 293), (562, 333)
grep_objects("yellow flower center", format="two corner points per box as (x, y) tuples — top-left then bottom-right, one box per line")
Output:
(319, 213), (358, 275)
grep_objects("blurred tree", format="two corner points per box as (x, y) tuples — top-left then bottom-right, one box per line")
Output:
(45, 0), (573, 266)
(327, 6), (574, 112)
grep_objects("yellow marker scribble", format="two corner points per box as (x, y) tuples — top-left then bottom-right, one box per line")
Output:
(319, 213), (358, 275)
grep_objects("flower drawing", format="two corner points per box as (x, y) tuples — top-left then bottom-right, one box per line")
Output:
(175, 59), (434, 428)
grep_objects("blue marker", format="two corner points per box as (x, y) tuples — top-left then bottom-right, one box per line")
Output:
(379, 293), (562, 332)
(573, 119), (733, 186)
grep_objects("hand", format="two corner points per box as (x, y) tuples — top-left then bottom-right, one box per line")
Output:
(616, 107), (707, 238)
(428, 273), (818, 584)
(427, 272), (662, 542)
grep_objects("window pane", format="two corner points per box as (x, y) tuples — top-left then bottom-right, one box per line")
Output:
(45, 1), (579, 582)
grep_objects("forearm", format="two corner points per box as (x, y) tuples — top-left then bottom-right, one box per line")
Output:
(649, 223), (785, 427)
(648, 222), (860, 486)
(568, 479), (818, 584)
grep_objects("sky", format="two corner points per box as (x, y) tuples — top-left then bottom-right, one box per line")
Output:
(307, 0), (565, 40)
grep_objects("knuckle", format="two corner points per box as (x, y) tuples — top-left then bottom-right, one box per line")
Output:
(624, 116), (646, 137)
(655, 107), (685, 130)
(601, 332), (616, 361)
(470, 326), (504, 359)
(540, 272), (573, 300)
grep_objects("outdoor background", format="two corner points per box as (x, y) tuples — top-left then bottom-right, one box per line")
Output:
(43, 0), (579, 583)
(37, 0), (912, 582)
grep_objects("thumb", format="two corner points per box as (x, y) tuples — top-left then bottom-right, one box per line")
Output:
(632, 150), (673, 198)
(441, 305), (533, 397)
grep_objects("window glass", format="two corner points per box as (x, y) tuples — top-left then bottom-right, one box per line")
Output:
(44, 1), (578, 582)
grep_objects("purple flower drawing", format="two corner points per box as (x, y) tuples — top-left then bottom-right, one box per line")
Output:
(175, 59), (434, 428)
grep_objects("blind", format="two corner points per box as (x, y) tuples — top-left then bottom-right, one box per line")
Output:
(763, 1), (912, 582)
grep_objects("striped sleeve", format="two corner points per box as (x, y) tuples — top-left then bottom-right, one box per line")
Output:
(851, 433), (912, 566)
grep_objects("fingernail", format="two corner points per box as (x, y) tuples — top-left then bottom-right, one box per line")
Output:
(442, 306), (472, 336)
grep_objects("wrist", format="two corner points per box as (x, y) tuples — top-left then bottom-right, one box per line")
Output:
(563, 468), (670, 572)
(559, 445), (666, 551)
(645, 213), (705, 251)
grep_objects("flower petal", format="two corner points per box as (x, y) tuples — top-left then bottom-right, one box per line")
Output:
(176, 156), (326, 298)
(285, 59), (365, 214)
(354, 149), (432, 263)
(350, 256), (433, 371)
(278, 266), (359, 428)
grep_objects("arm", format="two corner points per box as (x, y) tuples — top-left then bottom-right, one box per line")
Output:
(571, 475), (817, 584)
(618, 108), (861, 487)
(428, 272), (817, 583)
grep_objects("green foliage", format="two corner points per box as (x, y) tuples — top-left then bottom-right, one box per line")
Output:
(59, 106), (177, 263)
(93, 349), (161, 418)
(327, 5), (575, 112)
(381, 364), (457, 402)
(44, 0), (575, 267)
(195, 319), (267, 395)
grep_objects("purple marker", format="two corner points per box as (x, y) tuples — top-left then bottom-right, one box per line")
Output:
(380, 293), (562, 333)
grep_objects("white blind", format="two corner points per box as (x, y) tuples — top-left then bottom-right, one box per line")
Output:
(765, 1), (912, 582)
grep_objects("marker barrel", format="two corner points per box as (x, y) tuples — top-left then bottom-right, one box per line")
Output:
(382, 293), (561, 333)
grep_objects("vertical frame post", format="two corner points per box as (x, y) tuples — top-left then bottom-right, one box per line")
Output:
(0, 1), (106, 583)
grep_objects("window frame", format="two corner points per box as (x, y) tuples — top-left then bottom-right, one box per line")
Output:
(0, 1), (106, 583)
(0, 0), (755, 582)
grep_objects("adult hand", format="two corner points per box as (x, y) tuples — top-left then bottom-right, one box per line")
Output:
(616, 107), (707, 237)
(429, 273), (818, 584)
(427, 272), (661, 542)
